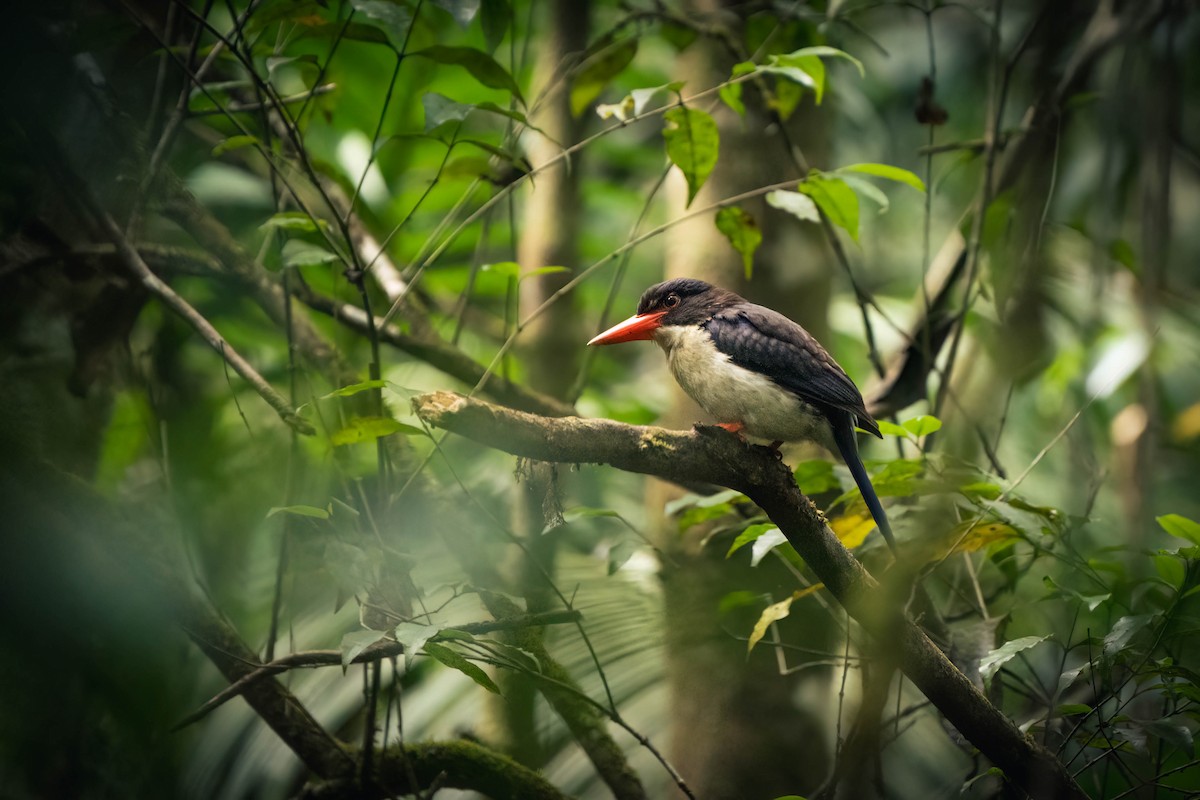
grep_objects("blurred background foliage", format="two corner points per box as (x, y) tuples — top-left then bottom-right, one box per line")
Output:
(1, 0), (1199, 798)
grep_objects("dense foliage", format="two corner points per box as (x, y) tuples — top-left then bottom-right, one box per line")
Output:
(2, 1), (1199, 798)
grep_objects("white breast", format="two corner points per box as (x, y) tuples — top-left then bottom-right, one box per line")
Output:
(654, 325), (832, 446)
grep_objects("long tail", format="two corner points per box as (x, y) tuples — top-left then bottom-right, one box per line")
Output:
(830, 416), (897, 553)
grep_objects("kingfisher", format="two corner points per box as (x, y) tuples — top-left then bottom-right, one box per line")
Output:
(588, 277), (895, 551)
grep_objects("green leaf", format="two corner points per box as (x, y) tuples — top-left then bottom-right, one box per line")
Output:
(629, 82), (683, 116)
(756, 46), (864, 105)
(660, 20), (697, 51)
(480, 0), (509, 52)
(761, 53), (823, 102)
(662, 107), (719, 207)
(321, 379), (389, 399)
(715, 206), (762, 278)
(260, 211), (322, 233)
(414, 46), (525, 105)
(664, 488), (743, 516)
(607, 539), (637, 574)
(211, 134), (259, 156)
(838, 162), (926, 192)
(781, 45), (864, 78)
(282, 239), (340, 268)
(719, 81), (745, 116)
(330, 416), (424, 446)
(1110, 238), (1138, 273)
(349, 0), (411, 48)
(727, 523), (781, 559)
(1104, 614), (1156, 658)
(876, 420), (908, 437)
(480, 640), (540, 672)
(482, 260), (520, 278)
(749, 527), (788, 567)
(766, 189), (819, 224)
(793, 460), (841, 495)
(1155, 554), (1185, 588)
(341, 629), (388, 669)
(393, 622), (440, 671)
(267, 505), (330, 520)
(837, 174), (890, 213)
(1056, 703), (1092, 716)
(570, 38), (638, 117)
(979, 635), (1050, 682)
(902, 415), (943, 437)
(519, 265), (570, 282)
(1158, 514), (1200, 546)
(429, 0), (479, 27)
(423, 92), (473, 132)
(423, 642), (501, 694)
(800, 174), (859, 242)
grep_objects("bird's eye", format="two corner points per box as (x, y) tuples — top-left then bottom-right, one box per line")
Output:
(664, 294), (680, 308)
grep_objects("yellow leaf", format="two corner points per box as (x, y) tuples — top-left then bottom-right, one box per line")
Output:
(1172, 401), (1200, 443)
(747, 585), (824, 653)
(830, 501), (875, 549)
(945, 521), (1019, 555)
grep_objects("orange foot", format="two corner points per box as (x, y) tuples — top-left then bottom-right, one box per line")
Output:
(716, 421), (747, 442)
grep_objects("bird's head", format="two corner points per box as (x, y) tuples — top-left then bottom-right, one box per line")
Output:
(587, 278), (739, 345)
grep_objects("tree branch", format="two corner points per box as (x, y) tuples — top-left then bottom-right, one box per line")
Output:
(85, 202), (315, 435)
(412, 392), (1087, 800)
(173, 610), (583, 730)
(296, 741), (570, 800)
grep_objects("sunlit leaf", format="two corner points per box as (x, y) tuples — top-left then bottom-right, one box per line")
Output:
(830, 507), (875, 549)
(267, 505), (330, 520)
(662, 107), (719, 207)
(979, 635), (1050, 682)
(1103, 614), (1156, 658)
(415, 46), (524, 105)
(838, 162), (926, 192)
(423, 642), (501, 694)
(1158, 514), (1200, 546)
(719, 81), (744, 116)
(260, 211), (322, 233)
(482, 261), (519, 278)
(282, 239), (340, 267)
(800, 173), (859, 242)
(749, 528), (788, 566)
(715, 206), (762, 278)
(727, 523), (779, 559)
(876, 420), (908, 437)
(629, 82), (683, 116)
(393, 622), (440, 671)
(946, 521), (1020, 554)
(330, 416), (424, 446)
(748, 587), (823, 653)
(341, 629), (388, 669)
(766, 189), (819, 224)
(349, 0), (411, 48)
(429, 0), (479, 27)
(570, 38), (637, 116)
(902, 415), (943, 437)
(321, 379), (389, 399)
(211, 134), (259, 156)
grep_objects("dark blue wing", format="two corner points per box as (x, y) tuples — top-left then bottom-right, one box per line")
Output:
(703, 304), (879, 436)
